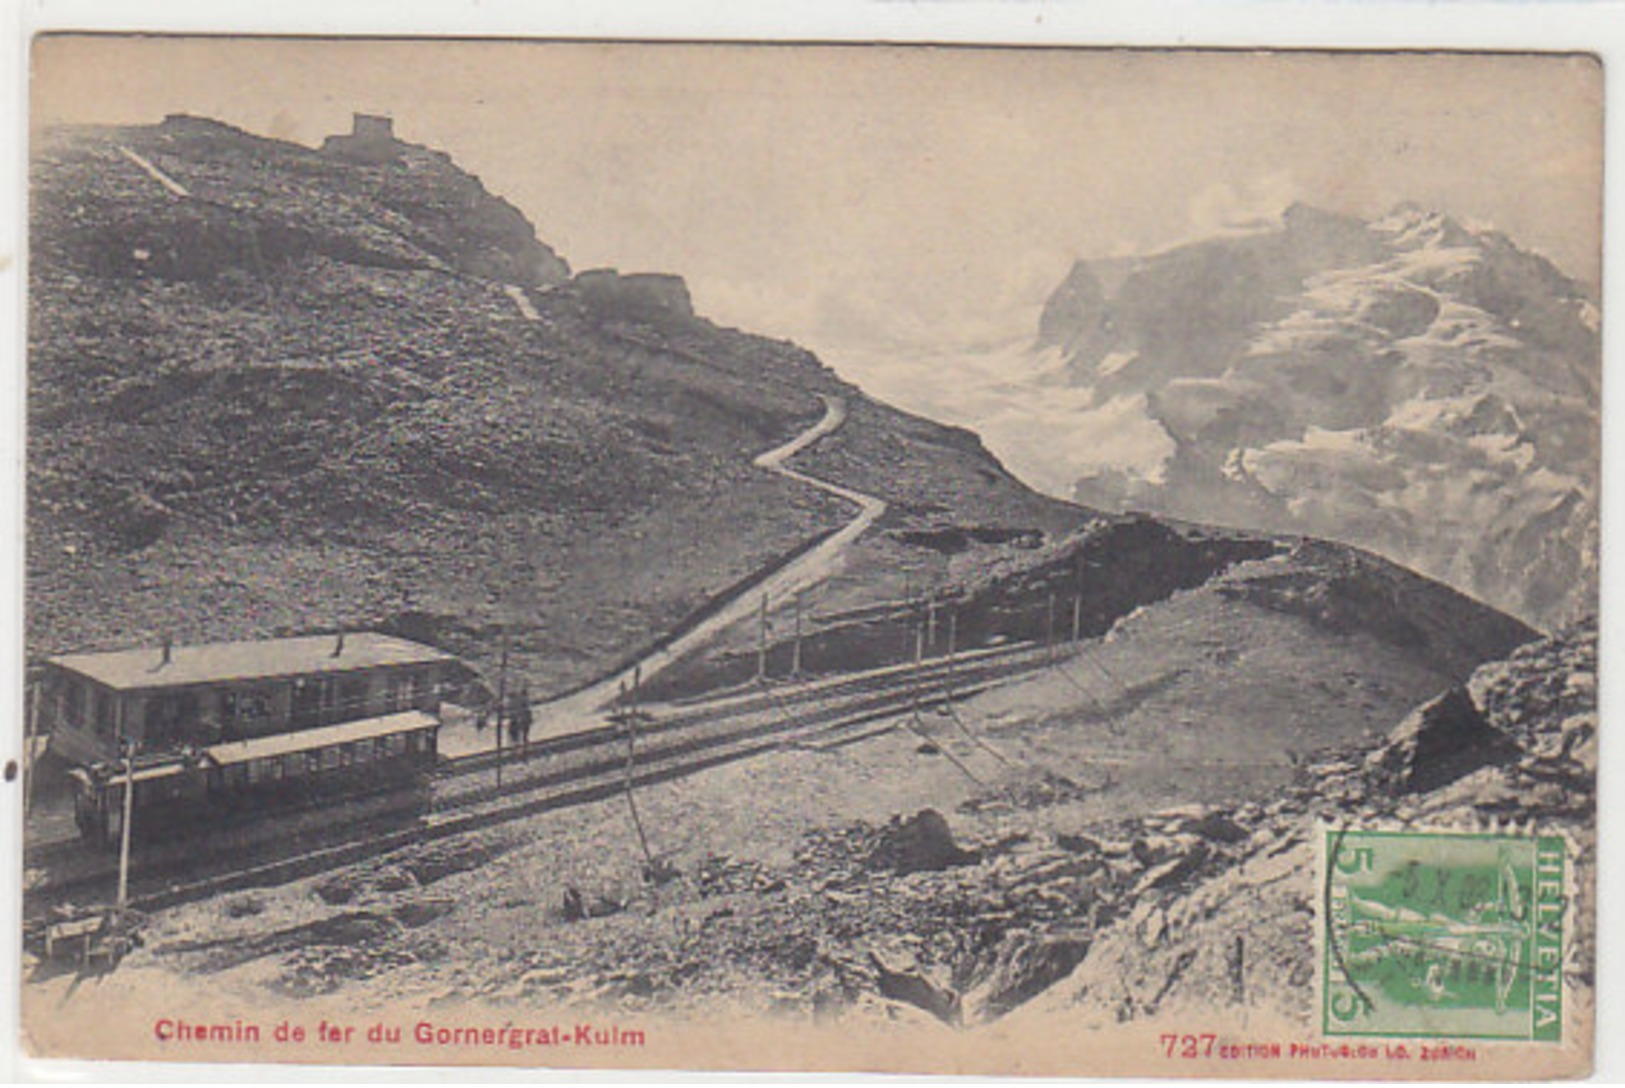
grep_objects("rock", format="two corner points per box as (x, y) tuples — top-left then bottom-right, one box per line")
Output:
(865, 810), (977, 875)
(371, 865), (419, 893)
(313, 876), (357, 906)
(1187, 811), (1249, 845)
(1131, 833), (1200, 868)
(1134, 840), (1212, 895)
(868, 952), (962, 1026)
(1054, 832), (1102, 855)
(392, 896), (456, 929)
(966, 932), (1091, 1021)
(1141, 907), (1168, 947)
(224, 895), (264, 919)
(561, 886), (585, 922)
(1366, 687), (1522, 795)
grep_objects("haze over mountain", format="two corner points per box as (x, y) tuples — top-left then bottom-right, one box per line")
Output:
(834, 203), (1598, 633)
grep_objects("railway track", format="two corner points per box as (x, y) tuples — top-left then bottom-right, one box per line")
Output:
(24, 640), (1049, 921)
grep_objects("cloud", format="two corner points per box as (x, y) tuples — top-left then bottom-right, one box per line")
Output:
(1187, 171), (1300, 237)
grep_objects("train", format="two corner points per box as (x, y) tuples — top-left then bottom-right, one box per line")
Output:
(37, 632), (459, 848)
(68, 709), (442, 848)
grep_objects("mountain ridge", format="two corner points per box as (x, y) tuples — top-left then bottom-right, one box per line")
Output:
(1034, 200), (1598, 630)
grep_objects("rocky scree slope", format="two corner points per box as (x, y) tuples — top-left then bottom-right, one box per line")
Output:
(446, 616), (1581, 1029)
(1038, 203), (1598, 631)
(1014, 616), (1596, 1031)
(27, 116), (1083, 691)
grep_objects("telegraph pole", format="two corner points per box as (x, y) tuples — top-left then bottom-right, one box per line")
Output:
(790, 590), (804, 678)
(494, 627), (509, 789)
(116, 739), (136, 911)
(1046, 591), (1057, 664)
(1072, 594), (1083, 644)
(946, 610), (958, 705)
(912, 607), (926, 717)
(23, 674), (39, 816)
(756, 593), (769, 684)
(619, 677), (655, 877)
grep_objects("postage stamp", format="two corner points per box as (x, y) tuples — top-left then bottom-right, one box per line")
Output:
(1322, 828), (1566, 1043)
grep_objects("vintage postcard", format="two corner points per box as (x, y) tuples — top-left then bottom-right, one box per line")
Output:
(14, 37), (1601, 1078)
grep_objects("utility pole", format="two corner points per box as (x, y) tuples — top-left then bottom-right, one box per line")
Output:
(494, 626), (509, 789)
(23, 674), (39, 816)
(1072, 594), (1083, 644)
(791, 590), (804, 678)
(926, 595), (937, 653)
(116, 739), (136, 911)
(620, 685), (655, 878)
(946, 610), (958, 705)
(756, 593), (769, 684)
(912, 608), (926, 717)
(1046, 591), (1057, 665)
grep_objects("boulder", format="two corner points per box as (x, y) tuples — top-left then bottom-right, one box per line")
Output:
(865, 810), (977, 875)
(1366, 687), (1522, 795)
(1134, 840), (1212, 895)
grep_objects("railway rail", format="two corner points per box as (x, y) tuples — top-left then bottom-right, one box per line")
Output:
(24, 640), (1051, 921)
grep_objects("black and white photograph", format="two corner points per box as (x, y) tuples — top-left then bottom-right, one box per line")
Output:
(13, 35), (1603, 1077)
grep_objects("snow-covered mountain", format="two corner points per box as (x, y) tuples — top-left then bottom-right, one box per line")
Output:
(1032, 202), (1598, 630)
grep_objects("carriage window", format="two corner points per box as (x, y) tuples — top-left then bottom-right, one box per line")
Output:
(386, 674), (407, 713)
(304, 749), (323, 775)
(222, 688), (274, 737)
(290, 676), (329, 729)
(149, 691), (202, 746)
(354, 738), (373, 764)
(94, 689), (114, 736)
(64, 680), (86, 730)
(339, 677), (370, 721)
(226, 764), (249, 790)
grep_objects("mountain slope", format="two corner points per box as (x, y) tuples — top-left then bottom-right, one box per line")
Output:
(26, 115), (1086, 692)
(1036, 203), (1599, 630)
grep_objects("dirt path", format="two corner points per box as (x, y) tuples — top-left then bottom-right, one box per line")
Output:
(502, 284), (541, 321)
(117, 146), (191, 199)
(528, 395), (886, 735)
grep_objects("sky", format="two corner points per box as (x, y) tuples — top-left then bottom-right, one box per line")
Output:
(32, 38), (1603, 355)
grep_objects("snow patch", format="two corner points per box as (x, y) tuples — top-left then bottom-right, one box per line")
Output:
(1055, 394), (1176, 486)
(1096, 351), (1138, 378)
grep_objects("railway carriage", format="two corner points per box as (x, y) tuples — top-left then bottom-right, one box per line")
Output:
(68, 710), (441, 847)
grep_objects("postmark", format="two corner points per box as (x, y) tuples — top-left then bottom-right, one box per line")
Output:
(1322, 828), (1566, 1042)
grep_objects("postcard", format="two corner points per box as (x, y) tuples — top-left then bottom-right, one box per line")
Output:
(14, 36), (1601, 1078)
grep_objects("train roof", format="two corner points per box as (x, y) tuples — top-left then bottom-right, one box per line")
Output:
(46, 633), (456, 692)
(77, 709), (440, 782)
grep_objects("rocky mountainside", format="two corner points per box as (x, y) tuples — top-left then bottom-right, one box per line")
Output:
(1035, 202), (1599, 631)
(27, 115), (1085, 691)
(1015, 616), (1596, 1035)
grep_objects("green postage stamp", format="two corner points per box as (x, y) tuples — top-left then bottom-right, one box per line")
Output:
(1322, 829), (1566, 1042)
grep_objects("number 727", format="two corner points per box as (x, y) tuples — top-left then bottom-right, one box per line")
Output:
(1161, 1034), (1217, 1059)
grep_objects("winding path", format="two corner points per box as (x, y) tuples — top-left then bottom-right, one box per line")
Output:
(531, 394), (886, 734)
